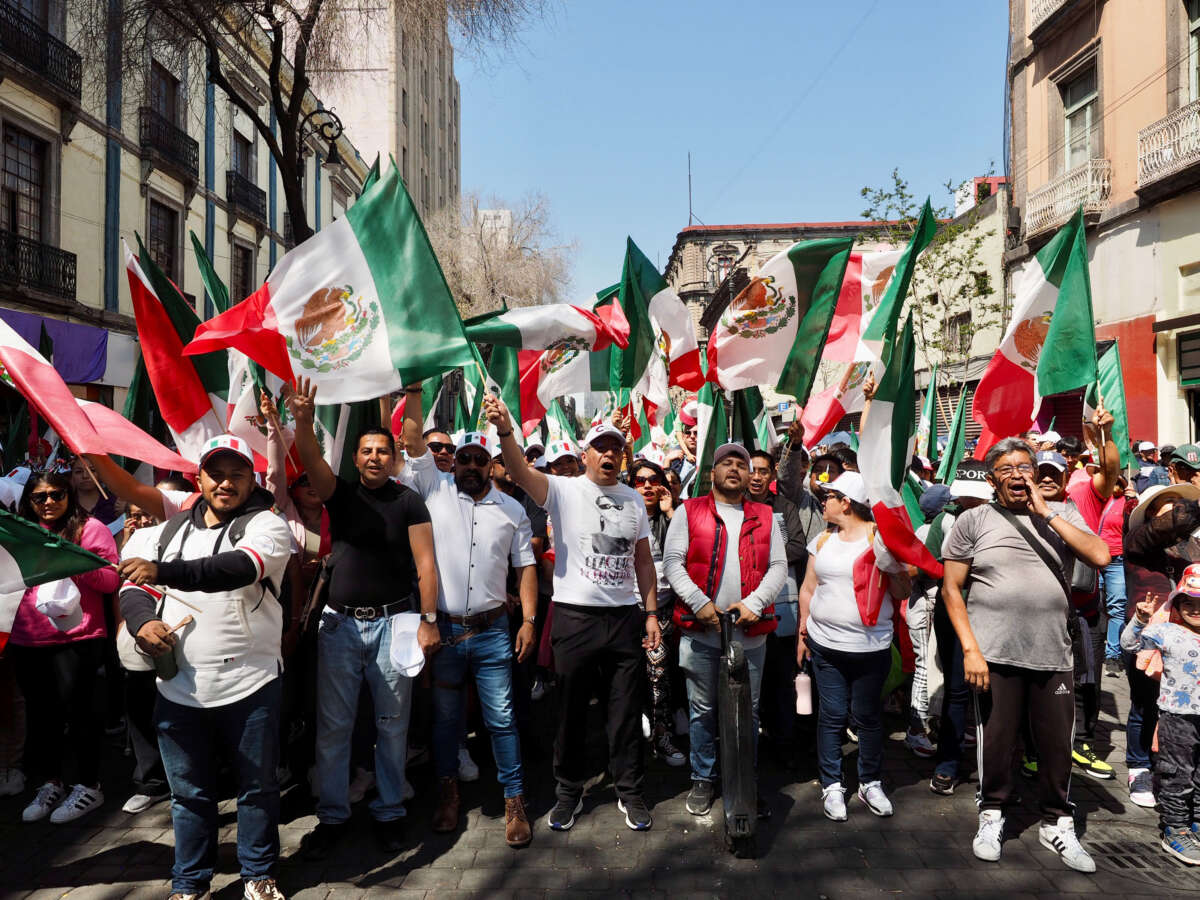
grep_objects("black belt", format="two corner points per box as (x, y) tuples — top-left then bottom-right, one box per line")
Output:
(445, 606), (507, 628)
(325, 597), (412, 621)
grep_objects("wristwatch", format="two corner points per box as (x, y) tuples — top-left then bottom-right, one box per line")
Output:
(1043, 511), (1059, 525)
(421, 611), (438, 624)
(523, 615), (537, 626)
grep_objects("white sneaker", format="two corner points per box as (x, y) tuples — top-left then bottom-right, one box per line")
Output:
(530, 678), (547, 701)
(49, 784), (104, 824)
(1128, 767), (1155, 808)
(22, 781), (65, 822)
(347, 767), (376, 804)
(822, 783), (847, 822)
(673, 708), (690, 737)
(457, 747), (479, 783)
(857, 780), (894, 816)
(0, 767), (25, 797)
(641, 714), (651, 740)
(242, 878), (285, 900)
(1039, 816), (1096, 873)
(973, 809), (1004, 861)
(122, 790), (169, 814)
(904, 730), (936, 758)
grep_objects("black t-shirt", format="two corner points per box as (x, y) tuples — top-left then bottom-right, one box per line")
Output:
(325, 476), (431, 609)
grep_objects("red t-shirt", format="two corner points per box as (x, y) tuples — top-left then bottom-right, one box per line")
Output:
(1066, 477), (1124, 557)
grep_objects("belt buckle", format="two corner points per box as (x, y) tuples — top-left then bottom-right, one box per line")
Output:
(353, 606), (378, 621)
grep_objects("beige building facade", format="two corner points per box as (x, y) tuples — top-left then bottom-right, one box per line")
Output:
(0, 0), (368, 415)
(1007, 0), (1200, 443)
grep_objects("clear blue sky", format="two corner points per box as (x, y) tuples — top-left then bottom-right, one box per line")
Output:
(456, 1), (1008, 297)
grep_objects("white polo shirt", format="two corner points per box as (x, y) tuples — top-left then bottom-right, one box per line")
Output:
(407, 450), (534, 616)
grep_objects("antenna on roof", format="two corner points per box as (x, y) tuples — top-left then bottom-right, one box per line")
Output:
(688, 152), (694, 226)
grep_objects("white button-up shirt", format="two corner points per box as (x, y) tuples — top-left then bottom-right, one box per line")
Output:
(407, 451), (535, 615)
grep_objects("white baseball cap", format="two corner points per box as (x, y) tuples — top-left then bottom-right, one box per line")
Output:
(198, 434), (254, 468)
(544, 439), (580, 463)
(583, 423), (626, 449)
(1138, 441), (1157, 452)
(455, 432), (494, 456)
(826, 471), (869, 505)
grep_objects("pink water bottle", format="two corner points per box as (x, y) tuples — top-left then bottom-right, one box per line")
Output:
(795, 670), (813, 715)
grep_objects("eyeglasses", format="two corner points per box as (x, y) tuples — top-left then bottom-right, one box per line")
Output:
(992, 463), (1035, 477)
(633, 475), (663, 487)
(428, 441), (455, 454)
(30, 490), (66, 504)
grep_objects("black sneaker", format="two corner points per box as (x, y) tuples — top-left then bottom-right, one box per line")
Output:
(547, 795), (583, 831)
(301, 821), (350, 860)
(617, 795), (653, 831)
(685, 780), (714, 815)
(930, 772), (961, 795)
(372, 817), (405, 853)
(1104, 659), (1122, 678)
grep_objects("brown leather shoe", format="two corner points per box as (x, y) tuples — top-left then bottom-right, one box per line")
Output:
(504, 794), (532, 847)
(431, 777), (459, 833)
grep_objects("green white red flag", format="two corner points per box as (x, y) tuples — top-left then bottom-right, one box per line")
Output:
(859, 313), (943, 577)
(973, 208), (1097, 454)
(1084, 340), (1135, 470)
(914, 364), (939, 466)
(935, 387), (969, 484)
(184, 164), (475, 403)
(464, 303), (627, 352)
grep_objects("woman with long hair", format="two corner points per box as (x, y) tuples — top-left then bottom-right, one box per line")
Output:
(9, 471), (119, 824)
(798, 471), (907, 823)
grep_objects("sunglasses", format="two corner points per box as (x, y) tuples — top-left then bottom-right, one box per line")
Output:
(633, 475), (663, 487)
(428, 441), (455, 454)
(30, 489), (67, 504)
(683, 428), (697, 436)
(456, 452), (491, 467)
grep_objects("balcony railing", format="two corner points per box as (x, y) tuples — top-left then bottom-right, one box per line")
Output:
(0, 230), (76, 300)
(0, 4), (81, 100)
(1024, 158), (1111, 239)
(138, 107), (199, 181)
(1029, 0), (1084, 36)
(227, 170), (266, 226)
(1138, 98), (1200, 189)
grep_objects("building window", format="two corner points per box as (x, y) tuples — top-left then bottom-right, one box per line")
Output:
(147, 199), (178, 280)
(1190, 0), (1200, 101)
(150, 61), (179, 126)
(402, 88), (408, 125)
(945, 311), (971, 358)
(230, 243), (254, 302)
(401, 146), (408, 182)
(15, 0), (48, 26)
(232, 132), (253, 180)
(1, 126), (46, 240)
(1062, 66), (1098, 170)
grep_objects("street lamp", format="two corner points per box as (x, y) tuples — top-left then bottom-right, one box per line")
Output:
(298, 108), (345, 172)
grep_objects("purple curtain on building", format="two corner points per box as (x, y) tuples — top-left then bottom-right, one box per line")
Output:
(0, 308), (108, 384)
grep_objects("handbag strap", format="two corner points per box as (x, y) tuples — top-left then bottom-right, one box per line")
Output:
(991, 503), (1072, 603)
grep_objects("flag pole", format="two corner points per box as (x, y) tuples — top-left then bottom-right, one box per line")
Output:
(103, 563), (203, 613)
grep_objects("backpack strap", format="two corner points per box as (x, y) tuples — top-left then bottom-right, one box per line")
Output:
(156, 510), (194, 563)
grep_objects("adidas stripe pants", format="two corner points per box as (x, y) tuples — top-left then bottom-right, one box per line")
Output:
(974, 663), (1075, 823)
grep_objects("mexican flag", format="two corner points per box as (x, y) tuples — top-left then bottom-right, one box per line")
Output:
(0, 506), (113, 652)
(465, 303), (627, 352)
(690, 377), (728, 499)
(546, 399), (578, 442)
(183, 165), (475, 404)
(935, 386), (969, 484)
(707, 238), (852, 401)
(612, 239), (705, 414)
(973, 208), (1097, 453)
(859, 313), (943, 577)
(124, 239), (227, 463)
(859, 201), (936, 363)
(731, 386), (780, 452)
(799, 360), (873, 449)
(822, 249), (904, 363)
(914, 364), (939, 466)
(1084, 340), (1136, 471)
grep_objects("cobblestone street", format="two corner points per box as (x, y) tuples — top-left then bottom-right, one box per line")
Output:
(3, 670), (1200, 899)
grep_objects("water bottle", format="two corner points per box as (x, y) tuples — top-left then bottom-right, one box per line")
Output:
(795, 669), (813, 715)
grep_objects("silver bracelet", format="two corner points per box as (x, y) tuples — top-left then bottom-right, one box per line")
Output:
(1043, 511), (1059, 525)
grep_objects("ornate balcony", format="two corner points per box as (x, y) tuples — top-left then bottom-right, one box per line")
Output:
(0, 230), (76, 301)
(0, 3), (81, 102)
(227, 171), (266, 227)
(1028, 0), (1087, 42)
(1138, 98), (1200, 197)
(138, 107), (199, 183)
(1024, 159), (1111, 240)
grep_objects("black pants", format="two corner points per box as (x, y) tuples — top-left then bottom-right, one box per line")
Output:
(125, 669), (168, 794)
(551, 602), (644, 802)
(9, 639), (106, 787)
(1157, 711), (1200, 831)
(975, 663), (1074, 822)
(761, 631), (798, 746)
(1072, 609), (1105, 743)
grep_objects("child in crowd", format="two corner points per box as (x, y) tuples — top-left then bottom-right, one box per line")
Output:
(1121, 563), (1200, 864)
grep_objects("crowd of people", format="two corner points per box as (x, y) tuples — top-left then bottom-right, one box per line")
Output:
(1, 380), (1199, 900)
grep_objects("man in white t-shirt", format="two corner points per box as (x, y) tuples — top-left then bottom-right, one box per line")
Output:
(483, 393), (661, 833)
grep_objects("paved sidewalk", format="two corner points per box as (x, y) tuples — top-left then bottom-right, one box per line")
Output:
(3, 669), (1200, 899)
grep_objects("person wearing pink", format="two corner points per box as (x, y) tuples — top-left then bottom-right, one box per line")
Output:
(8, 471), (119, 824)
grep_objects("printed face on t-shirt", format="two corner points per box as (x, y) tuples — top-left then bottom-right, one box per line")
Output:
(575, 491), (641, 586)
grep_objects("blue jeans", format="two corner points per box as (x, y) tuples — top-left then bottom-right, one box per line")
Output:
(678, 634), (765, 782)
(156, 678), (281, 894)
(1101, 557), (1127, 660)
(316, 611), (413, 824)
(932, 604), (969, 779)
(432, 616), (523, 796)
(807, 639), (891, 788)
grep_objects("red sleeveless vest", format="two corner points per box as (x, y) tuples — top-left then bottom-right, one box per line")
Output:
(673, 493), (778, 637)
